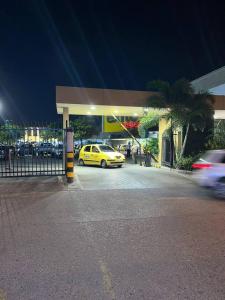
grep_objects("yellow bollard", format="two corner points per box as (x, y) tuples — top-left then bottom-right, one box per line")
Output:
(66, 151), (74, 183)
(66, 128), (74, 183)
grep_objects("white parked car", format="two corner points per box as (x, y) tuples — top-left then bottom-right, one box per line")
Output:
(192, 150), (225, 197)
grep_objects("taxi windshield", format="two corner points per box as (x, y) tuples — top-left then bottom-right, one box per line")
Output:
(99, 145), (115, 152)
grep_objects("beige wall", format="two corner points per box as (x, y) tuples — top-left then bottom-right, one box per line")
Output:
(158, 118), (182, 165)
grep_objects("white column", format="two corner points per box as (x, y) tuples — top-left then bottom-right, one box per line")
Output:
(63, 107), (69, 169)
(63, 107), (69, 129)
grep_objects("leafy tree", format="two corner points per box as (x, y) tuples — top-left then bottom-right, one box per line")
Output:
(207, 120), (225, 149)
(138, 110), (162, 138)
(146, 79), (214, 158)
(39, 123), (63, 142)
(0, 121), (24, 144)
(70, 116), (98, 144)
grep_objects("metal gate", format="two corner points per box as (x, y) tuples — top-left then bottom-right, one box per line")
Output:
(0, 124), (66, 177)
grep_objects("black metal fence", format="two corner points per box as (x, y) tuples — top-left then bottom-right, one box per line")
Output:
(0, 124), (66, 177)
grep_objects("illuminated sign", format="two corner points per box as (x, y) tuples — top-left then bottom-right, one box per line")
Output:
(103, 116), (139, 133)
(122, 121), (139, 129)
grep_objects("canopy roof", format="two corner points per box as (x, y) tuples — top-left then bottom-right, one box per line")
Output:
(56, 86), (225, 119)
(56, 86), (158, 116)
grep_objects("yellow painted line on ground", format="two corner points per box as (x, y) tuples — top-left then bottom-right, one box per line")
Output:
(0, 289), (6, 300)
(99, 260), (116, 300)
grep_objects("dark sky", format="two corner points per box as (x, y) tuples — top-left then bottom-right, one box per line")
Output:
(1, 0), (225, 122)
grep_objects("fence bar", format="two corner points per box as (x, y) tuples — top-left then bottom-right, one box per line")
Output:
(0, 124), (66, 177)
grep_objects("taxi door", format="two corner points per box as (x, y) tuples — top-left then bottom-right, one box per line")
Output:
(91, 145), (101, 165)
(83, 145), (93, 164)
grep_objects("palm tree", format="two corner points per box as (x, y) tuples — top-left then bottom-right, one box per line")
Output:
(138, 109), (162, 138)
(207, 120), (225, 149)
(146, 79), (214, 159)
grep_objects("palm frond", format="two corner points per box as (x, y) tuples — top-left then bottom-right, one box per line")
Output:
(171, 79), (194, 105)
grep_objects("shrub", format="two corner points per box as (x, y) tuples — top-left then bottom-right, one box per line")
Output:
(142, 138), (159, 156)
(175, 155), (197, 171)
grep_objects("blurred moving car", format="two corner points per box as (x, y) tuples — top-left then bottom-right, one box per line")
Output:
(78, 144), (125, 168)
(192, 150), (225, 197)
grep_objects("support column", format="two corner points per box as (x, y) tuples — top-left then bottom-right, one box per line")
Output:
(170, 118), (174, 169)
(158, 118), (167, 166)
(66, 127), (74, 183)
(63, 107), (69, 129)
(63, 107), (69, 169)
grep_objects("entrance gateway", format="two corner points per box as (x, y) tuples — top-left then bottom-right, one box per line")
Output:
(56, 85), (225, 167)
(56, 86), (168, 163)
(2, 68), (225, 178)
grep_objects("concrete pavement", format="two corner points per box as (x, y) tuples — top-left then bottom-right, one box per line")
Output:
(1, 165), (225, 299)
(71, 164), (196, 191)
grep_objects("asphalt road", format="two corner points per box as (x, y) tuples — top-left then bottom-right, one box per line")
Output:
(1, 165), (225, 299)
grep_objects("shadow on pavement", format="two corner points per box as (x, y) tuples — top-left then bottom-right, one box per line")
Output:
(0, 176), (65, 194)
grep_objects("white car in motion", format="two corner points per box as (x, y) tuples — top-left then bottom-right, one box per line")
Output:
(192, 150), (225, 197)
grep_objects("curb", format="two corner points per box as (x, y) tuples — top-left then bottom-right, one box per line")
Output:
(156, 166), (196, 183)
(161, 166), (192, 175)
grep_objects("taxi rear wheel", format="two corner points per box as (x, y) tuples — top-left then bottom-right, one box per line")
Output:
(117, 165), (122, 168)
(101, 160), (107, 168)
(79, 159), (85, 166)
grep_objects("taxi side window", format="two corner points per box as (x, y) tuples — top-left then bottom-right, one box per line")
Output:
(92, 146), (99, 153)
(84, 146), (91, 152)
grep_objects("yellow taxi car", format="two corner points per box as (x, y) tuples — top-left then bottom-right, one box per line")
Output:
(78, 144), (125, 168)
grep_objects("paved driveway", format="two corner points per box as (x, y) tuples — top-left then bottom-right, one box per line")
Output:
(1, 167), (225, 299)
(75, 163), (194, 191)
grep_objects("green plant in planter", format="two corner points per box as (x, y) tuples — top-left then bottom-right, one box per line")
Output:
(175, 153), (202, 170)
(142, 138), (159, 156)
(175, 156), (194, 170)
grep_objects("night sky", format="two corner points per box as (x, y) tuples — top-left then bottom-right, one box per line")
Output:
(1, 0), (225, 122)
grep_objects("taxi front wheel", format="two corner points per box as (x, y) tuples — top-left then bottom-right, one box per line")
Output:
(101, 160), (107, 168)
